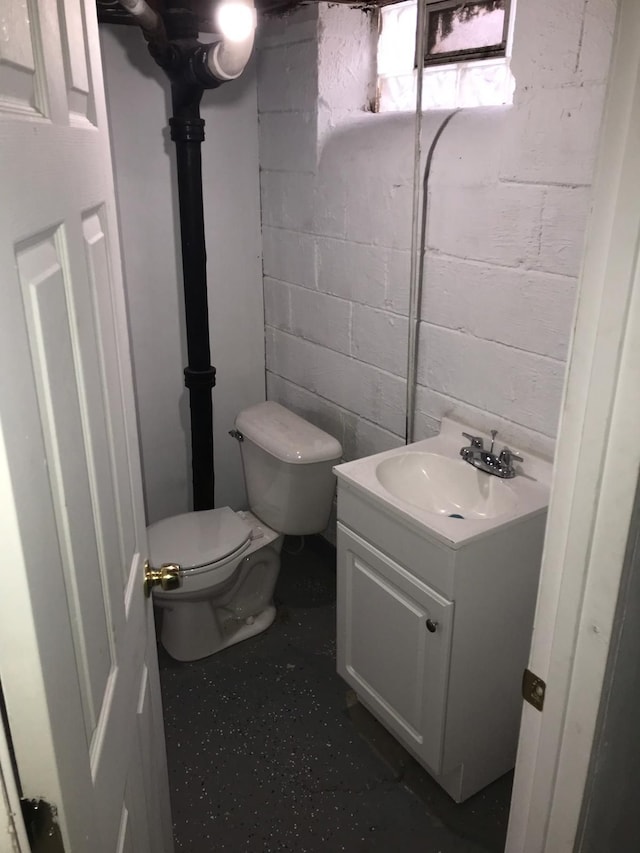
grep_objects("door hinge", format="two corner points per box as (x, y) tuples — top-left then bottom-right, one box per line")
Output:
(522, 668), (546, 711)
(20, 798), (66, 852)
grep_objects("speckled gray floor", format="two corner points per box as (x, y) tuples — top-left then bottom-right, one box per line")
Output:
(158, 538), (512, 852)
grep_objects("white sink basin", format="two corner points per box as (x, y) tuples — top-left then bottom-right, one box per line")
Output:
(376, 451), (518, 519)
(334, 418), (551, 547)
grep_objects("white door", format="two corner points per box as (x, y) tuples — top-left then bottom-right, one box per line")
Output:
(0, 1), (173, 851)
(506, 1), (640, 849)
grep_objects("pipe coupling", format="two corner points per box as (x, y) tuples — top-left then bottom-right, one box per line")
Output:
(183, 365), (216, 390)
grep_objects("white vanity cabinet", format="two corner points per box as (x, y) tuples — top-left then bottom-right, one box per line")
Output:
(335, 462), (548, 803)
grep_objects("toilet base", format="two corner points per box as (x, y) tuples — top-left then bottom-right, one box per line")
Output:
(221, 603), (277, 649)
(159, 601), (277, 662)
(154, 524), (282, 662)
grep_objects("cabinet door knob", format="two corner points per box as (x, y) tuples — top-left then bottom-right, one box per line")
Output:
(426, 619), (438, 633)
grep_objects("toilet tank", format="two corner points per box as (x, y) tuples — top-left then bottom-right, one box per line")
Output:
(235, 401), (342, 535)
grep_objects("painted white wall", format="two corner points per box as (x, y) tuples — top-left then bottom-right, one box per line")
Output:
(258, 0), (617, 464)
(100, 25), (265, 524)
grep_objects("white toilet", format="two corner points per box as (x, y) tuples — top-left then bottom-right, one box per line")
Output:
(149, 401), (342, 661)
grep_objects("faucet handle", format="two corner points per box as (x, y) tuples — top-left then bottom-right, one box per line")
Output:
(462, 432), (484, 449)
(500, 447), (523, 465)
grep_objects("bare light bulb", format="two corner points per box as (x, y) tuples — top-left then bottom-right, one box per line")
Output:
(217, 1), (255, 43)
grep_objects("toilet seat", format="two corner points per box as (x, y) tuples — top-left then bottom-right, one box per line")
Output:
(148, 507), (253, 584)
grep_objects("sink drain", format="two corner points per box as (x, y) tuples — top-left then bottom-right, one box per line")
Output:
(448, 513), (465, 519)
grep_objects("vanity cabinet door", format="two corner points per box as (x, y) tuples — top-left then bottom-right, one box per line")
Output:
(337, 524), (453, 774)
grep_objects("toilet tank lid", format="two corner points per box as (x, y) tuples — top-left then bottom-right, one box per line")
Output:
(236, 401), (342, 464)
(147, 507), (251, 570)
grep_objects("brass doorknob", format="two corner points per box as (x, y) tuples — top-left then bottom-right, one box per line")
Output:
(143, 560), (181, 597)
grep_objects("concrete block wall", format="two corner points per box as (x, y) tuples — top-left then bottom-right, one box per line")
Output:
(258, 0), (617, 468)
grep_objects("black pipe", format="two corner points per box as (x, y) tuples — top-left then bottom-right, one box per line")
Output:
(149, 4), (223, 511)
(170, 85), (216, 510)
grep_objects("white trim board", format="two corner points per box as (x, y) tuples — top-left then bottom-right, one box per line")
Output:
(0, 702), (27, 853)
(506, 0), (640, 850)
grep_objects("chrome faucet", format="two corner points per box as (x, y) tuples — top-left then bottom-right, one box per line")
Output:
(459, 431), (523, 479)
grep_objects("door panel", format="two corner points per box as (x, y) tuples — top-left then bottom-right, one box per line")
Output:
(16, 227), (114, 747)
(349, 558), (430, 734)
(57, 0), (95, 123)
(0, 0), (46, 117)
(0, 2), (173, 850)
(337, 524), (453, 773)
(82, 209), (136, 578)
(115, 805), (134, 853)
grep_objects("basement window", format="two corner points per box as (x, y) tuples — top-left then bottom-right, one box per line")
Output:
(377, 0), (516, 112)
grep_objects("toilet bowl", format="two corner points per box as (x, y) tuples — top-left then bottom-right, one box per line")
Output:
(148, 402), (342, 661)
(151, 508), (282, 661)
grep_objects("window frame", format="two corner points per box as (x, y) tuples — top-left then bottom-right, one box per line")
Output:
(421, 0), (511, 68)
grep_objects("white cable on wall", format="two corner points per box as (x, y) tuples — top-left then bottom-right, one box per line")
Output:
(404, 1), (461, 444)
(405, 0), (427, 446)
